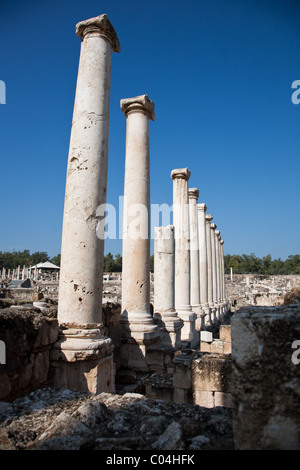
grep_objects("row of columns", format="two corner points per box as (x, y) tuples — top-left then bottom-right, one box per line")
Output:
(53, 13), (228, 394)
(1, 266), (59, 281)
(154, 169), (228, 348)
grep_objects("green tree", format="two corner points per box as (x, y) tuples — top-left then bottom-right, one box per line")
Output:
(50, 254), (61, 267)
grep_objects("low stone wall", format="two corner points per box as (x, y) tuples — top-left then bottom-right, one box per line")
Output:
(231, 304), (300, 450)
(0, 307), (59, 401)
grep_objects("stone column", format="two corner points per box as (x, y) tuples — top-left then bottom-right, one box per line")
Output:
(188, 189), (201, 325)
(220, 239), (228, 313)
(51, 14), (120, 394)
(198, 203), (209, 327)
(205, 214), (214, 326)
(154, 225), (183, 349)
(120, 94), (160, 371)
(215, 230), (222, 318)
(171, 168), (198, 348)
(210, 223), (218, 322)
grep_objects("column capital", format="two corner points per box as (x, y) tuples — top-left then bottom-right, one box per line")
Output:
(220, 239), (224, 245)
(171, 168), (191, 181)
(210, 223), (217, 230)
(120, 94), (155, 121)
(206, 214), (213, 222)
(188, 188), (199, 200)
(197, 203), (207, 212)
(76, 14), (120, 52)
(215, 229), (220, 236)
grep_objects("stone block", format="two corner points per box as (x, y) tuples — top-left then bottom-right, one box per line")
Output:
(0, 373), (11, 400)
(219, 325), (231, 343)
(173, 354), (193, 390)
(210, 340), (225, 354)
(32, 351), (50, 384)
(214, 392), (233, 408)
(192, 353), (232, 393)
(200, 331), (213, 343)
(199, 341), (211, 353)
(173, 387), (193, 404)
(231, 305), (300, 450)
(194, 390), (214, 408)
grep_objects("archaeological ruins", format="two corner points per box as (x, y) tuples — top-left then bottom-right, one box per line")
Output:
(0, 14), (299, 451)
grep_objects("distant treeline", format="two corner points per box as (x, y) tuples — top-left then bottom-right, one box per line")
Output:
(0, 250), (61, 270)
(1, 250), (299, 276)
(224, 253), (300, 275)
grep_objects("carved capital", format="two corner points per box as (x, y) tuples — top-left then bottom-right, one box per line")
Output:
(171, 168), (191, 181)
(120, 94), (155, 121)
(76, 14), (121, 52)
(197, 203), (207, 212)
(188, 188), (199, 200)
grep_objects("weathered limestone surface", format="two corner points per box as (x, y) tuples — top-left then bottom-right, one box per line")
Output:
(120, 95), (160, 371)
(231, 304), (300, 450)
(52, 14), (120, 394)
(0, 308), (58, 400)
(0, 388), (233, 450)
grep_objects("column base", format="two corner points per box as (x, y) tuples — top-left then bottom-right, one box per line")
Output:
(153, 311), (183, 350)
(50, 323), (115, 394)
(176, 307), (198, 348)
(120, 310), (162, 371)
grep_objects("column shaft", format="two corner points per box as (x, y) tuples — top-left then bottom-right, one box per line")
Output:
(52, 15), (120, 394)
(171, 168), (197, 347)
(188, 189), (201, 314)
(120, 95), (160, 370)
(154, 225), (183, 349)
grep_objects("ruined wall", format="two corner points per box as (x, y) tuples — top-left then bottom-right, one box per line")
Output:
(231, 304), (300, 450)
(0, 307), (59, 400)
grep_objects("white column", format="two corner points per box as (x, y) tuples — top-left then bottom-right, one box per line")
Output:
(120, 95), (160, 371)
(220, 239), (228, 313)
(52, 14), (120, 394)
(188, 189), (201, 322)
(17, 265), (20, 279)
(154, 225), (183, 349)
(171, 168), (198, 347)
(205, 214), (214, 326)
(210, 222), (218, 322)
(197, 203), (209, 326)
(215, 230), (221, 318)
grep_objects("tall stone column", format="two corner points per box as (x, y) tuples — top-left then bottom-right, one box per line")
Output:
(220, 239), (228, 314)
(120, 95), (160, 371)
(154, 225), (183, 349)
(197, 203), (209, 328)
(215, 230), (221, 318)
(51, 15), (120, 394)
(210, 222), (218, 322)
(188, 189), (201, 326)
(205, 214), (214, 325)
(171, 168), (198, 348)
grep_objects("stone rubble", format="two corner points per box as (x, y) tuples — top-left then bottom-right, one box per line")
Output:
(0, 388), (233, 450)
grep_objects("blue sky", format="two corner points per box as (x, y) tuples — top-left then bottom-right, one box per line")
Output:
(0, 0), (299, 260)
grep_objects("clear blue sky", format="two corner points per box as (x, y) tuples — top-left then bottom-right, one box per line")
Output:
(1, 0), (299, 260)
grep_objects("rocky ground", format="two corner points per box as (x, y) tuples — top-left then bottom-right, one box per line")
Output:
(0, 387), (233, 451)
